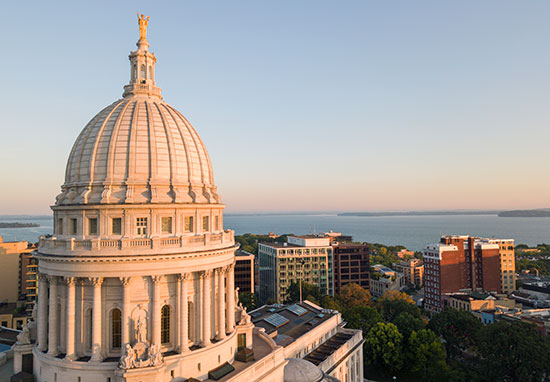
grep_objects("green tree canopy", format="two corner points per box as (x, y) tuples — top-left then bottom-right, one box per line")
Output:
(477, 321), (550, 382)
(405, 329), (449, 382)
(343, 306), (382, 336)
(284, 282), (322, 304)
(238, 292), (257, 312)
(428, 308), (482, 359)
(392, 311), (425, 341)
(376, 290), (422, 322)
(337, 283), (372, 309)
(365, 322), (404, 374)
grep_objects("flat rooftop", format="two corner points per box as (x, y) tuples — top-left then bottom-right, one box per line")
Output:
(250, 302), (336, 347)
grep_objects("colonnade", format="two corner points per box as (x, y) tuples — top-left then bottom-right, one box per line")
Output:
(35, 264), (236, 362)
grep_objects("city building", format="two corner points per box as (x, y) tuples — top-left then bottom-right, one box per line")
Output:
(396, 249), (414, 259)
(392, 258), (424, 287)
(423, 235), (502, 312)
(369, 265), (404, 298)
(0, 302), (29, 330)
(11, 16), (354, 382)
(485, 238), (516, 293)
(332, 243), (369, 294)
(235, 250), (255, 294)
(258, 236), (334, 303)
(251, 300), (363, 382)
(322, 231), (353, 244)
(0, 237), (36, 306)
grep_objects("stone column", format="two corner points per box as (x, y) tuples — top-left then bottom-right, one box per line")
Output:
(216, 268), (226, 340)
(59, 282), (67, 353)
(151, 275), (162, 347)
(176, 275), (181, 350)
(37, 274), (48, 351)
(47, 276), (58, 356)
(90, 277), (103, 362)
(201, 271), (211, 347)
(226, 264), (236, 333)
(180, 273), (189, 353)
(120, 277), (131, 347)
(65, 277), (76, 360)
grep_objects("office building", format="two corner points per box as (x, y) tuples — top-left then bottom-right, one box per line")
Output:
(333, 243), (369, 294)
(235, 250), (255, 294)
(258, 236), (334, 303)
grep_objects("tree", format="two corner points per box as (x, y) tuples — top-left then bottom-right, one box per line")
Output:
(337, 283), (372, 309)
(343, 306), (382, 336)
(428, 308), (482, 359)
(405, 329), (449, 381)
(376, 290), (421, 322)
(238, 292), (257, 311)
(320, 295), (342, 311)
(365, 322), (404, 374)
(477, 321), (550, 382)
(284, 282), (322, 304)
(392, 311), (425, 340)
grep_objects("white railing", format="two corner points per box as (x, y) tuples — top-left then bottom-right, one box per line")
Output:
(38, 230), (234, 255)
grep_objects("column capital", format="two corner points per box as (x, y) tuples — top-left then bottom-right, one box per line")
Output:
(64, 277), (76, 286)
(120, 277), (132, 286)
(199, 270), (211, 279)
(151, 275), (163, 284)
(38, 273), (48, 282)
(46, 275), (58, 284)
(89, 277), (103, 286)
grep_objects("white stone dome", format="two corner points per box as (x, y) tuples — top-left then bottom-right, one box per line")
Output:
(284, 359), (325, 382)
(56, 35), (220, 206)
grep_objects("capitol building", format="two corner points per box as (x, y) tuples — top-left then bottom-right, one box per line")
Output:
(11, 16), (363, 382)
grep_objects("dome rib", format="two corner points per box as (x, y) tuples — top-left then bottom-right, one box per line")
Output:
(105, 100), (132, 184)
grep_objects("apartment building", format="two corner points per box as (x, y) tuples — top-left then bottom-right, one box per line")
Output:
(235, 250), (255, 294)
(424, 235), (502, 312)
(393, 258), (424, 287)
(258, 236), (333, 303)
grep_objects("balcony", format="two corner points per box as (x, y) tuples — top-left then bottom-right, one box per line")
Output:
(38, 230), (235, 256)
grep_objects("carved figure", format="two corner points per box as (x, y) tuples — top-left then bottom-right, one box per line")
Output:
(148, 343), (163, 366)
(237, 303), (251, 325)
(16, 325), (30, 345)
(136, 316), (147, 343)
(137, 13), (150, 40)
(31, 303), (37, 321)
(119, 344), (136, 369)
(235, 287), (240, 305)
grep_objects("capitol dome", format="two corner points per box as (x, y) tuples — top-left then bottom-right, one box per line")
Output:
(56, 34), (219, 206)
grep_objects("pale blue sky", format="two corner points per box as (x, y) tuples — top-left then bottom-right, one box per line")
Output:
(1, 1), (549, 214)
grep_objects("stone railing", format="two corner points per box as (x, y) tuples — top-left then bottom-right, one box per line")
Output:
(38, 230), (235, 256)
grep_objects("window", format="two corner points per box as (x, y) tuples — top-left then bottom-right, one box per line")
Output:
(136, 217), (147, 236)
(70, 218), (78, 235)
(56, 218), (63, 235)
(161, 305), (170, 344)
(140, 64), (146, 79)
(111, 308), (121, 349)
(185, 216), (194, 232)
(112, 218), (122, 235)
(161, 217), (172, 234)
(202, 216), (209, 231)
(88, 218), (98, 235)
(214, 216), (219, 231)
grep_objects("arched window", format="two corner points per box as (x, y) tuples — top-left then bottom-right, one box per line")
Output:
(111, 308), (122, 349)
(140, 64), (147, 80)
(132, 64), (137, 81)
(149, 66), (153, 82)
(87, 309), (93, 351)
(188, 301), (193, 343)
(161, 305), (170, 344)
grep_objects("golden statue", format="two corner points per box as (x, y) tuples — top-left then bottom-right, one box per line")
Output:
(137, 13), (150, 41)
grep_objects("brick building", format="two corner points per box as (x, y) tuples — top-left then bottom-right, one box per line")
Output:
(234, 250), (255, 294)
(393, 258), (424, 287)
(424, 235), (502, 312)
(333, 243), (369, 294)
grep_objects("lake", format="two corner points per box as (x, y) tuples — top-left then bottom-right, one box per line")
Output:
(1, 214), (550, 251)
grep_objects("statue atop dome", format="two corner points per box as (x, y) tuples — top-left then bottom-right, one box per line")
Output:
(137, 13), (150, 41)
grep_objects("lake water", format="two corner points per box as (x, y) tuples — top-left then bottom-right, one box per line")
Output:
(2, 214), (550, 251)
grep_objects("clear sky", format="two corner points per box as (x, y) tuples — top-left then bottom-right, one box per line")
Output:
(1, 1), (549, 214)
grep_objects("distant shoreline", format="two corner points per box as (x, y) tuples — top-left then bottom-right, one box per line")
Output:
(339, 211), (499, 217)
(0, 222), (40, 228)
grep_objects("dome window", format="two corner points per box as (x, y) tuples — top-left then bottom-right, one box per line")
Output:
(88, 218), (98, 235)
(112, 218), (122, 235)
(184, 216), (194, 232)
(136, 217), (148, 237)
(161, 217), (173, 234)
